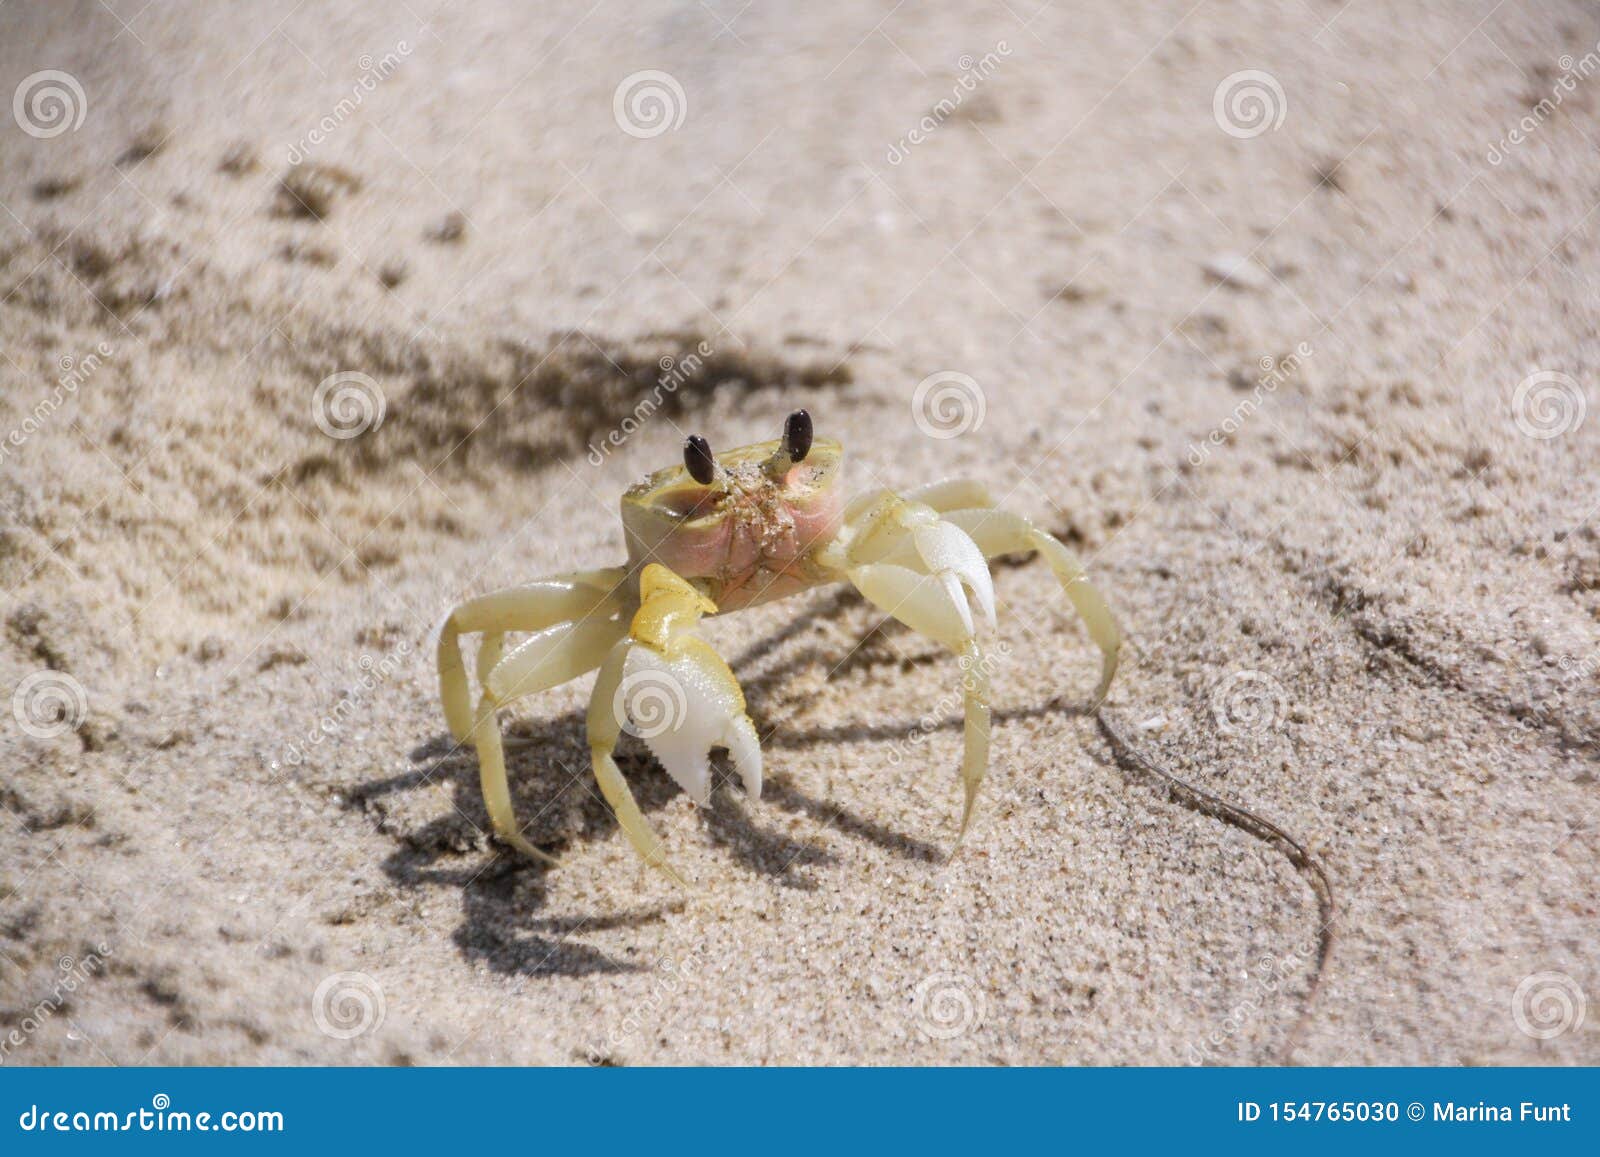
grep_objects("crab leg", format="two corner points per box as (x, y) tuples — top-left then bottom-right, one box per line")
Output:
(436, 567), (629, 742)
(587, 640), (686, 886)
(835, 491), (1000, 839)
(585, 563), (762, 883)
(467, 616), (628, 862)
(938, 509), (1121, 704)
(904, 477), (996, 512)
(846, 559), (992, 840)
(436, 567), (631, 861)
(848, 493), (1120, 703)
(837, 486), (1120, 840)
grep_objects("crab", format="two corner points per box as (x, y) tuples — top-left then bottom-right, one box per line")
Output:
(436, 410), (1120, 883)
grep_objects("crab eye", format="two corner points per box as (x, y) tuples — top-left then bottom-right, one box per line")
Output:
(784, 409), (813, 462)
(684, 434), (716, 484)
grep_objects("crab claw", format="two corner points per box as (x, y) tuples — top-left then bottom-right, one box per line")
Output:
(907, 516), (996, 635)
(852, 499), (997, 635)
(617, 640), (762, 805)
(586, 564), (763, 884)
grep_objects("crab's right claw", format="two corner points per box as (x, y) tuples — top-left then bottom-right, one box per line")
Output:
(615, 641), (763, 806)
(585, 564), (762, 884)
(587, 642), (687, 888)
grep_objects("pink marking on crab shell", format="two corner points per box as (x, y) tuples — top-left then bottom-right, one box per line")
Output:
(789, 482), (843, 554)
(647, 467), (843, 585)
(655, 516), (734, 577)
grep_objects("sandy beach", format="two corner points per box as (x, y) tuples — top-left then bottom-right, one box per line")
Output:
(2, 0), (1596, 1065)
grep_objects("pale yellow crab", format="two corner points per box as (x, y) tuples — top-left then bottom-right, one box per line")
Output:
(436, 411), (1120, 883)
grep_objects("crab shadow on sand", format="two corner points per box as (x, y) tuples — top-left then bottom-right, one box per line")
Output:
(352, 586), (1096, 980)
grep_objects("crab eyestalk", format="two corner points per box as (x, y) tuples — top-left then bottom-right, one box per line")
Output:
(684, 434), (718, 485)
(619, 434), (847, 601)
(763, 408), (814, 478)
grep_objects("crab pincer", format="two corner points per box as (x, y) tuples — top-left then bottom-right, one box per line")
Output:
(587, 565), (761, 885)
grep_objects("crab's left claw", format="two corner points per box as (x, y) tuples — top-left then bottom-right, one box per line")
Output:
(586, 564), (762, 883)
(848, 497), (997, 636)
(845, 560), (992, 842)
